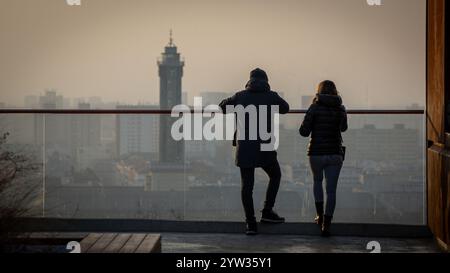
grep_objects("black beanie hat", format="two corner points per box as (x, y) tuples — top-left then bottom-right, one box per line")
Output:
(250, 68), (268, 82)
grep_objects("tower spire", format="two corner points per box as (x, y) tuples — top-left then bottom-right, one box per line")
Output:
(159, 30), (184, 164)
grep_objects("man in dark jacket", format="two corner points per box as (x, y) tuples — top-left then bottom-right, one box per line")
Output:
(219, 68), (290, 235)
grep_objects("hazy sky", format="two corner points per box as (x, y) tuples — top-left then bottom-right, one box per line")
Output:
(0, 0), (426, 108)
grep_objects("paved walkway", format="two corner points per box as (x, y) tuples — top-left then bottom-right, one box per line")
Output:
(162, 233), (441, 253)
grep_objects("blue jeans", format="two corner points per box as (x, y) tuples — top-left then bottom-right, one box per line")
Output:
(309, 155), (344, 217)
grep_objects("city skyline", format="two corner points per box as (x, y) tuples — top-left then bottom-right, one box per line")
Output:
(0, 0), (428, 225)
(6, 89), (424, 110)
(0, 0), (426, 109)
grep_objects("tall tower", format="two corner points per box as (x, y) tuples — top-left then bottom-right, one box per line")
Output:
(158, 30), (185, 163)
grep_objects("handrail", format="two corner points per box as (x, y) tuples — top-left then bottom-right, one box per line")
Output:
(0, 109), (425, 115)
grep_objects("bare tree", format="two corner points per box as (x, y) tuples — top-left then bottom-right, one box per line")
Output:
(0, 131), (41, 251)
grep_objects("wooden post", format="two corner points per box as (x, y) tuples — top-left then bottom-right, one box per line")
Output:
(427, 0), (449, 252)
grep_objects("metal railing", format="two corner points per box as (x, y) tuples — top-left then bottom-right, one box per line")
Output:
(0, 109), (425, 115)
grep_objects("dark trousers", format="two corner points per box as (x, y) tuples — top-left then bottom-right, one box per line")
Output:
(239, 161), (282, 223)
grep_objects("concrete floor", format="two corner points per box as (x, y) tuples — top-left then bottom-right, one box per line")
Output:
(162, 233), (441, 253)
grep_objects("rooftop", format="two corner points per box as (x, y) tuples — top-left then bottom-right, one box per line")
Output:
(162, 233), (440, 253)
(11, 218), (441, 253)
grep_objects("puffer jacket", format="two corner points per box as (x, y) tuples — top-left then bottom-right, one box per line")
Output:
(299, 94), (348, 156)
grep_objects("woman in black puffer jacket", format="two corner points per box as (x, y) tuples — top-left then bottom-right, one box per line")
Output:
(299, 80), (348, 237)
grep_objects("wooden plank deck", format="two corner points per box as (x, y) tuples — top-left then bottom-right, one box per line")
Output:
(81, 233), (161, 253)
(119, 234), (147, 253)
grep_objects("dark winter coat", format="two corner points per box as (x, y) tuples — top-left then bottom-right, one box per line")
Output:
(299, 94), (348, 156)
(219, 79), (290, 168)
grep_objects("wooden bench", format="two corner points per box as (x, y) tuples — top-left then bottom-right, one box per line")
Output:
(80, 233), (161, 253)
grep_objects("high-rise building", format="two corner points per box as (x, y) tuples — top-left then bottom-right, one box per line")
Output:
(70, 103), (101, 148)
(116, 105), (160, 158)
(344, 123), (422, 166)
(158, 31), (185, 163)
(39, 89), (63, 109)
(34, 90), (70, 154)
(70, 103), (105, 170)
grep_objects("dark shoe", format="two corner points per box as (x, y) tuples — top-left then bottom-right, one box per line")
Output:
(261, 209), (285, 224)
(246, 221), (258, 235)
(314, 202), (324, 227)
(321, 215), (333, 237)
